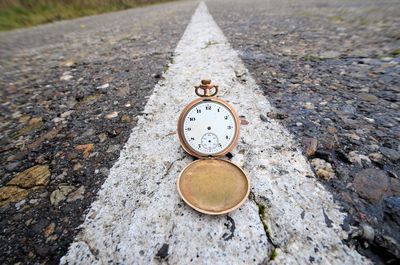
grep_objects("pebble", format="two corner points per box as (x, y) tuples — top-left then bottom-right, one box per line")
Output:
(73, 163), (83, 171)
(347, 151), (371, 165)
(359, 93), (378, 102)
(60, 110), (74, 118)
(50, 190), (64, 206)
(60, 72), (73, 81)
(98, 133), (107, 143)
(0, 186), (29, 207)
(310, 158), (335, 180)
(379, 147), (400, 162)
(15, 199), (26, 210)
(368, 153), (383, 162)
(50, 186), (75, 206)
(121, 115), (130, 122)
(361, 223), (375, 242)
(353, 168), (389, 203)
(5, 161), (20, 172)
(302, 137), (318, 157)
(82, 128), (95, 137)
(303, 102), (314, 109)
(105, 111), (119, 119)
(67, 186), (85, 202)
(97, 83), (110, 90)
(43, 223), (56, 237)
(267, 111), (288, 119)
(106, 145), (120, 153)
(383, 197), (400, 226)
(7, 165), (50, 188)
(75, 144), (94, 159)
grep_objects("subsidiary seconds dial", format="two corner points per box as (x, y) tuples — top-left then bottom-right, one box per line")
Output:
(182, 100), (238, 156)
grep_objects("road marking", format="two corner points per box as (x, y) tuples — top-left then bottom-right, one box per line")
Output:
(61, 2), (370, 264)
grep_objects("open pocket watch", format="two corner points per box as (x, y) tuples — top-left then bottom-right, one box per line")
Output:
(177, 79), (250, 215)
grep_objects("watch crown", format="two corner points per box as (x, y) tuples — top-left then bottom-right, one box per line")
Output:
(201, 79), (212, 85)
(195, 79), (218, 97)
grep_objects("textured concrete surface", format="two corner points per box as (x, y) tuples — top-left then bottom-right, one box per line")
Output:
(62, 2), (370, 264)
(207, 0), (400, 263)
(0, 1), (197, 264)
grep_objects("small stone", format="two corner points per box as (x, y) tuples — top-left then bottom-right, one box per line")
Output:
(35, 154), (47, 164)
(82, 128), (95, 137)
(60, 110), (74, 118)
(353, 168), (389, 203)
(97, 83), (110, 90)
(363, 117), (375, 123)
(359, 93), (378, 102)
(125, 103), (131, 107)
(347, 151), (371, 165)
(361, 223), (375, 242)
(43, 223), (56, 237)
(0, 186), (29, 207)
(302, 138), (318, 157)
(296, 122), (303, 127)
(335, 166), (349, 181)
(383, 197), (400, 225)
(67, 186), (85, 202)
(50, 190), (65, 206)
(7, 165), (50, 188)
(15, 117), (43, 137)
(390, 179), (400, 196)
(343, 133), (360, 141)
(75, 144), (94, 159)
(267, 111), (288, 119)
(310, 158), (335, 180)
(121, 115), (130, 123)
(5, 161), (20, 172)
(368, 153), (383, 162)
(73, 163), (83, 171)
(327, 127), (337, 134)
(368, 144), (380, 151)
(106, 145), (120, 153)
(381, 57), (393, 62)
(105, 111), (119, 119)
(303, 102), (314, 109)
(60, 73), (73, 81)
(52, 117), (64, 123)
(50, 185), (75, 206)
(14, 199), (26, 210)
(63, 60), (75, 67)
(98, 133), (107, 143)
(379, 147), (400, 162)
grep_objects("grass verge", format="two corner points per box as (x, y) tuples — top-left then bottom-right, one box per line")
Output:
(0, 0), (173, 31)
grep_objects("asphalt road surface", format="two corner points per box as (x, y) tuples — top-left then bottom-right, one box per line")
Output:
(0, 0), (399, 264)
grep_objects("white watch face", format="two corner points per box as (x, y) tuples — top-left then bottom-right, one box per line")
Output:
(182, 100), (237, 156)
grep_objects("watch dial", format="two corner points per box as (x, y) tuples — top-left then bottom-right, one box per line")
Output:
(182, 101), (237, 155)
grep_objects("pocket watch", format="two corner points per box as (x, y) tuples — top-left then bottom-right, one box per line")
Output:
(177, 80), (250, 215)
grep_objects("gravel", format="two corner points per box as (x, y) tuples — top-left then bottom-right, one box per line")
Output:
(0, 1), (197, 264)
(208, 0), (400, 263)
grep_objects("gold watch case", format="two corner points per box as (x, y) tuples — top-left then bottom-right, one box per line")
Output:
(176, 80), (250, 215)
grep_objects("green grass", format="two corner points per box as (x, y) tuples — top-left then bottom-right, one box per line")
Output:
(0, 0), (173, 31)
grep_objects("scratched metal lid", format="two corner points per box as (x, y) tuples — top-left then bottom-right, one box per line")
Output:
(177, 159), (250, 215)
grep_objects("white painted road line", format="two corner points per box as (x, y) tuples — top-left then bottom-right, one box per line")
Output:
(61, 2), (371, 264)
